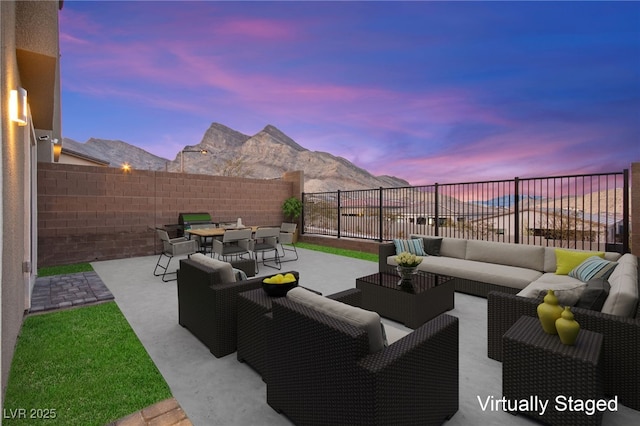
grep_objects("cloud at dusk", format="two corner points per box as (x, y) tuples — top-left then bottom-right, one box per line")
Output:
(59, 1), (640, 186)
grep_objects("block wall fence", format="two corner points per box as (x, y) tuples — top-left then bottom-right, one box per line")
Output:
(37, 163), (301, 267)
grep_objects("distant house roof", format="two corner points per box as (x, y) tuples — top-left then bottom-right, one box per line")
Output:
(474, 208), (623, 227)
(60, 148), (110, 166)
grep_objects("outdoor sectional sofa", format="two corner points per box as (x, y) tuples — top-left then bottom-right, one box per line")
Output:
(379, 235), (640, 411)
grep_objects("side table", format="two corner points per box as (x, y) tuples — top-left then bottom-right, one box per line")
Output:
(502, 316), (605, 426)
(237, 286), (321, 379)
(237, 288), (276, 378)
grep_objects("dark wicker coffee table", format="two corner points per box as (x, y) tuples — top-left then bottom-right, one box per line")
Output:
(503, 316), (605, 426)
(355, 272), (454, 328)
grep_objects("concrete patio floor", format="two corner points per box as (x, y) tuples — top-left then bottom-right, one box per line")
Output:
(91, 247), (640, 426)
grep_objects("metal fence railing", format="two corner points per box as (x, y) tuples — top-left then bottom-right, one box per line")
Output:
(302, 170), (630, 253)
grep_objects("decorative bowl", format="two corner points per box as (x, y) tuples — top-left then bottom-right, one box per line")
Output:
(262, 278), (298, 297)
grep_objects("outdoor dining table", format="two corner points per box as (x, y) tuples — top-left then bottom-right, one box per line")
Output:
(185, 226), (262, 254)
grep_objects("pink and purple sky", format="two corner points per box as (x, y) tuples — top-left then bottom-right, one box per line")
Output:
(60, 1), (640, 185)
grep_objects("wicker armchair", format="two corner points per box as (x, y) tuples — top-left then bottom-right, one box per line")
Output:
(487, 290), (640, 411)
(266, 289), (459, 426)
(176, 257), (262, 358)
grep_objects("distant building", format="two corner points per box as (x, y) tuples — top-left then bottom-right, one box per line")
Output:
(58, 147), (110, 167)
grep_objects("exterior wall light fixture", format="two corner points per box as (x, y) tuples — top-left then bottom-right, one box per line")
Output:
(52, 139), (62, 162)
(10, 87), (28, 126)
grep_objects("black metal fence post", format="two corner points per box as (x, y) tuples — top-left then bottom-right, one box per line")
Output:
(337, 190), (341, 239)
(301, 192), (306, 235)
(514, 177), (520, 244)
(434, 183), (439, 236)
(623, 169), (630, 253)
(379, 187), (384, 242)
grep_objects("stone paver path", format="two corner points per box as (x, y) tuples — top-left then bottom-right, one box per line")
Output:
(29, 271), (114, 313)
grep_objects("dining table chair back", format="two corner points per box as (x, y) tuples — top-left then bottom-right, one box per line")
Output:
(252, 227), (282, 273)
(153, 228), (198, 282)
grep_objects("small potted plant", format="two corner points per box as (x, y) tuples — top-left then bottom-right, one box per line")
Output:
(395, 251), (423, 290)
(282, 196), (302, 223)
(282, 196), (303, 243)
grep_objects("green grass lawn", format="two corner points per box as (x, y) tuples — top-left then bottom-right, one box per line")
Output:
(296, 242), (378, 262)
(6, 245), (373, 425)
(4, 302), (171, 425)
(37, 263), (94, 277)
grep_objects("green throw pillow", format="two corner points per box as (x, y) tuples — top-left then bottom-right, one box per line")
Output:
(555, 249), (604, 275)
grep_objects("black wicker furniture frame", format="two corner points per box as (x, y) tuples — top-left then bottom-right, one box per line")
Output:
(356, 271), (454, 328)
(176, 257), (275, 358)
(503, 316), (605, 426)
(266, 288), (459, 426)
(488, 290), (640, 412)
(236, 280), (308, 378)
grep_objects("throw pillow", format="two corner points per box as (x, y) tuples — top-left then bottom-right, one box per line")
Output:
(393, 238), (426, 256)
(555, 249), (604, 275)
(421, 237), (443, 256)
(575, 278), (610, 312)
(568, 256), (618, 282)
(517, 281), (586, 306)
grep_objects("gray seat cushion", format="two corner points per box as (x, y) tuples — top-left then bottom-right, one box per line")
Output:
(287, 287), (385, 353)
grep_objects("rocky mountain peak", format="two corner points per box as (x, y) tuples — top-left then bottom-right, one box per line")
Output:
(62, 122), (410, 192)
(200, 122), (251, 149)
(258, 125), (307, 152)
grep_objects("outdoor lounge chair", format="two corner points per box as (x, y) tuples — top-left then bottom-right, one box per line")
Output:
(153, 228), (198, 282)
(176, 256), (268, 358)
(266, 288), (459, 425)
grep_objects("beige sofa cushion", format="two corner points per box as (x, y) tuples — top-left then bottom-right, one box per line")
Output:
(465, 240), (545, 271)
(287, 287), (385, 353)
(387, 256), (541, 290)
(438, 237), (468, 259)
(190, 254), (236, 283)
(601, 254), (639, 317)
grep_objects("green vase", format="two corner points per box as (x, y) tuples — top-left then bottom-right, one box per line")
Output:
(556, 306), (580, 345)
(537, 289), (564, 334)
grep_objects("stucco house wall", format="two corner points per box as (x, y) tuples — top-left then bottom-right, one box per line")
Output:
(1, 0), (62, 403)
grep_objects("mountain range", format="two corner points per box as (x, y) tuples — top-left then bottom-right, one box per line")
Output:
(62, 123), (409, 193)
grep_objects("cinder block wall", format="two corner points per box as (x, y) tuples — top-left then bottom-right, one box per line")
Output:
(37, 163), (295, 266)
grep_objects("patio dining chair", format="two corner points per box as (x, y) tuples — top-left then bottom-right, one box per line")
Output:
(251, 227), (282, 273)
(212, 228), (253, 262)
(153, 228), (199, 282)
(278, 222), (298, 262)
